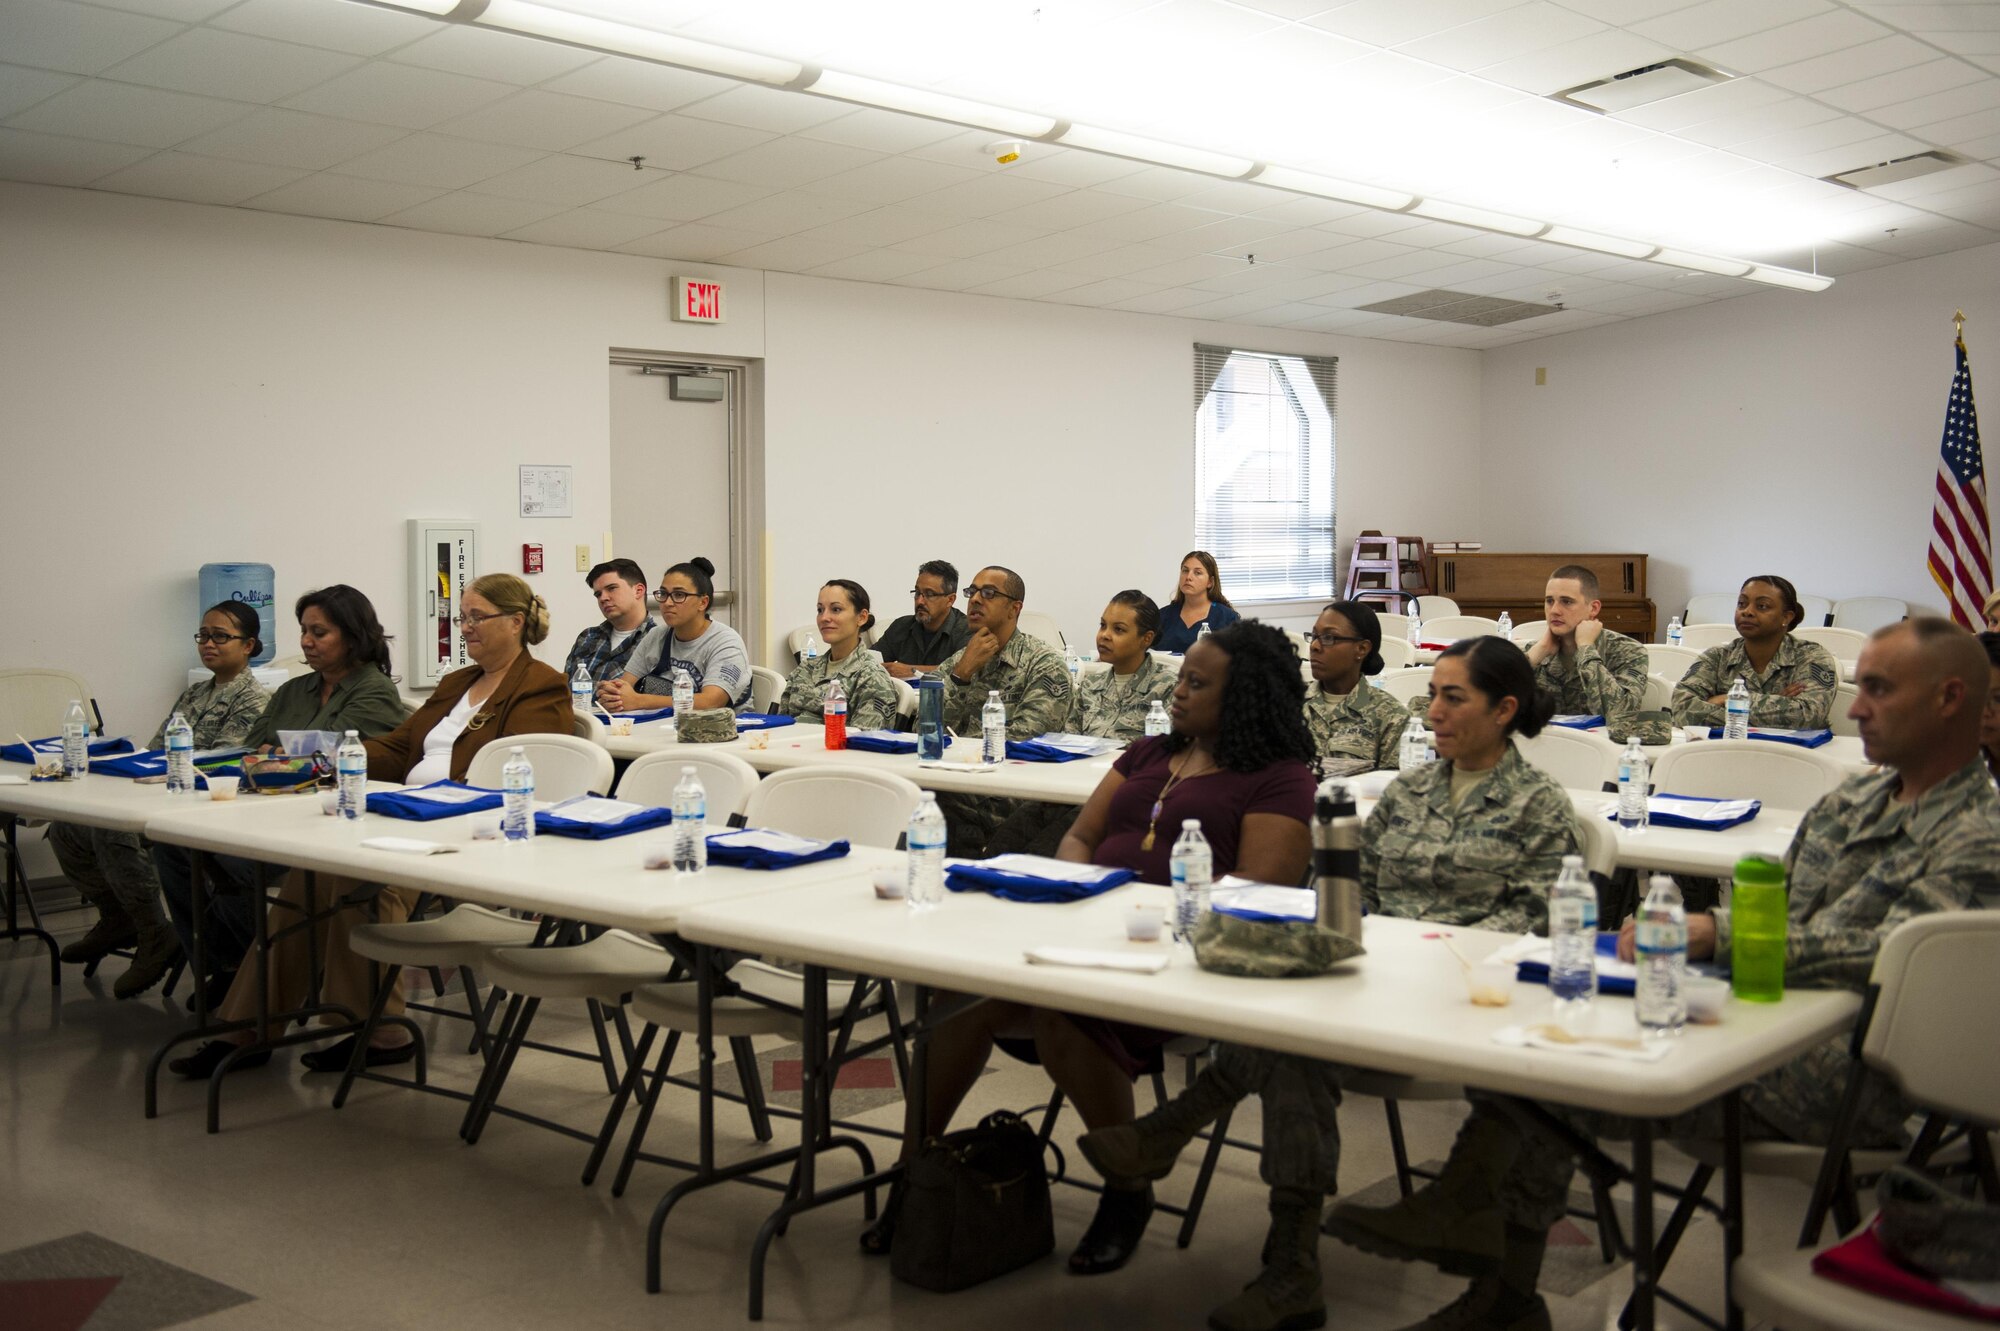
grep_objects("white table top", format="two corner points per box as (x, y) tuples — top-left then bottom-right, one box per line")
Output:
(596, 721), (1119, 805)
(1567, 791), (1798, 876)
(142, 791), (900, 936)
(0, 771), (277, 835)
(677, 883), (1859, 1119)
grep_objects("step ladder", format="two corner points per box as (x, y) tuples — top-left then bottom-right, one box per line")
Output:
(1342, 531), (1430, 612)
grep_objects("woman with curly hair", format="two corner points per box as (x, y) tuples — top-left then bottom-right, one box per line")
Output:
(860, 622), (1317, 1276)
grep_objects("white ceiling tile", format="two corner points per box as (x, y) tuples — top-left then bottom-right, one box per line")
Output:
(586, 172), (774, 222)
(676, 84), (853, 135)
(1867, 79), (2000, 131)
(788, 205), (959, 247)
(1682, 97), (1841, 147)
(985, 188), (1156, 230)
(102, 28), (360, 103)
(1088, 163), (1231, 202)
(208, 0), (442, 57)
(500, 208), (665, 249)
(1400, 2), (1605, 71)
(1817, 57), (1983, 113)
(891, 258), (1028, 293)
(328, 132), (544, 189)
(963, 269), (1100, 299)
(1781, 130), (1927, 177)
(179, 108), (406, 171)
(0, 63), (78, 119)
(1303, 0), (1529, 49)
(1241, 196), (1373, 228)
(1066, 201), (1222, 243)
(793, 106), (966, 154)
(1159, 289), (1293, 320)
(791, 154), (986, 204)
(1122, 253), (1254, 286)
(1630, 0), (1830, 49)
(1758, 34), (1934, 93)
(0, 125), (152, 184)
(1162, 179), (1296, 216)
(803, 249), (956, 282)
(714, 235), (867, 270)
(0, 0), (183, 77)
(1868, 160), (1999, 201)
(388, 25), (599, 84)
(1702, 10), (1892, 75)
(241, 172), (446, 222)
(6, 80), (249, 148)
(571, 114), (774, 172)
(1908, 104), (2000, 147)
(900, 171), (1077, 220)
(1046, 276), (1175, 307)
(891, 218), (1056, 258)
(999, 145), (1154, 189)
(694, 191), (879, 235)
(1740, 115), (1894, 163)
(433, 89), (657, 151)
(1142, 215), (1296, 257)
(91, 150), (308, 204)
(381, 190), (568, 236)
(615, 221), (777, 261)
(466, 153), (671, 206)
(1204, 227), (1369, 263)
(1875, 5), (2000, 33)
(692, 137), (886, 190)
(90, 0), (232, 17)
(1050, 243), (1199, 279)
(282, 61), (516, 130)
(1614, 77), (1789, 131)
(538, 56), (739, 113)
(977, 229), (1124, 267)
(1477, 27), (1679, 94)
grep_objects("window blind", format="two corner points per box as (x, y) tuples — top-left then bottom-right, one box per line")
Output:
(1193, 343), (1336, 604)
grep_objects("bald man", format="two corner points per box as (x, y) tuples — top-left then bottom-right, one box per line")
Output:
(1327, 617), (2000, 1331)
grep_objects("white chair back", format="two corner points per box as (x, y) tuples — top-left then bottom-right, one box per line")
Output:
(1376, 612), (1411, 643)
(1410, 595), (1459, 618)
(1643, 673), (1673, 711)
(1797, 594), (1833, 628)
(618, 748), (760, 821)
(748, 665), (785, 714)
(1683, 593), (1737, 626)
(1862, 912), (2000, 1126)
(1677, 623), (1737, 653)
(1509, 619), (1547, 647)
(1017, 611), (1068, 653)
(743, 767), (923, 850)
(1374, 636), (1415, 670)
(1794, 626), (1868, 664)
(889, 675), (918, 719)
(1416, 615), (1503, 642)
(1829, 682), (1860, 738)
(264, 654), (317, 681)
(1831, 597), (1905, 634)
(1371, 667), (1432, 708)
(570, 711), (598, 739)
(1571, 807), (1617, 880)
(0, 668), (97, 741)
(1647, 739), (1846, 812)
(1645, 643), (1702, 681)
(1514, 726), (1619, 792)
(465, 733), (614, 801)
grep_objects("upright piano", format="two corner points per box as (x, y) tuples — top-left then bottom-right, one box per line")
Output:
(1431, 551), (1655, 642)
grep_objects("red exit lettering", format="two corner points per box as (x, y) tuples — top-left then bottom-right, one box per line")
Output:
(673, 277), (725, 323)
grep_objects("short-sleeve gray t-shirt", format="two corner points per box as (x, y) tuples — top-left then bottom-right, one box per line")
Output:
(627, 620), (752, 708)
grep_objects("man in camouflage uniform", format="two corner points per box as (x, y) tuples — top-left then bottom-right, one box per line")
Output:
(934, 565), (1072, 854)
(1524, 565), (1649, 734)
(1672, 631), (1842, 730)
(1328, 618), (1999, 1331)
(775, 643), (900, 731)
(52, 662), (269, 997)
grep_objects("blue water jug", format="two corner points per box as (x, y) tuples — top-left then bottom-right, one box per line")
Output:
(198, 562), (276, 665)
(914, 679), (947, 761)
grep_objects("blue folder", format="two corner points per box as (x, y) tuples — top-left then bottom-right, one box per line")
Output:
(1004, 739), (1096, 763)
(1702, 727), (1834, 747)
(534, 797), (676, 839)
(704, 829), (851, 869)
(366, 781), (503, 821)
(2, 736), (135, 764)
(944, 862), (1136, 904)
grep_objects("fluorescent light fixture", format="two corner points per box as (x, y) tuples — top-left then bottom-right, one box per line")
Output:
(1540, 225), (1657, 259)
(371, 0), (460, 13)
(1407, 198), (1546, 237)
(1652, 248), (1754, 278)
(1745, 264), (1833, 293)
(804, 71), (1057, 139)
(1553, 59), (1732, 114)
(474, 0), (805, 86)
(1055, 124), (1256, 179)
(1249, 165), (1414, 213)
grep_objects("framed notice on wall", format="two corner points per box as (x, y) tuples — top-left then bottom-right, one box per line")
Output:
(518, 464), (573, 518)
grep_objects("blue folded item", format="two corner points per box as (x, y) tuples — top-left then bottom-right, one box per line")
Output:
(619, 707), (674, 723)
(367, 780), (503, 821)
(1004, 739), (1094, 763)
(534, 796), (676, 839)
(1616, 793), (1762, 831)
(735, 712), (796, 731)
(2, 735), (136, 764)
(1549, 715), (1605, 730)
(1514, 932), (1635, 996)
(1703, 726), (1834, 748)
(944, 855), (1136, 904)
(843, 731), (921, 754)
(705, 828), (850, 869)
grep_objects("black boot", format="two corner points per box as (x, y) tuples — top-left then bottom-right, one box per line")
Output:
(1079, 1058), (1247, 1185)
(1068, 1183), (1154, 1275)
(1208, 1188), (1326, 1331)
(1322, 1108), (1520, 1276)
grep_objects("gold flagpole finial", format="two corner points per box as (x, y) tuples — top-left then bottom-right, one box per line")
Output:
(1954, 309), (1966, 339)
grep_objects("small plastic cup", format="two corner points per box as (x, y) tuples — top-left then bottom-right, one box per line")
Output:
(1465, 958), (1516, 1007)
(1680, 726), (1705, 742)
(641, 842), (675, 871)
(746, 731), (769, 751)
(872, 869), (906, 900)
(208, 781), (240, 801)
(470, 814), (502, 841)
(1126, 903), (1166, 942)
(608, 717), (634, 737)
(318, 788), (340, 817)
(1685, 976), (1729, 1023)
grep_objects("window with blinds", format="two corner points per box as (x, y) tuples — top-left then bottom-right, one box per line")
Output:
(1193, 344), (1336, 604)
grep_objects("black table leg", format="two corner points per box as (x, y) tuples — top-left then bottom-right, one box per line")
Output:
(1723, 1090), (1744, 1331)
(1631, 1121), (1656, 1331)
(1, 814), (59, 987)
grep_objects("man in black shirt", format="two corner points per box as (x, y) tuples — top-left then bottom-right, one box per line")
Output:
(874, 559), (971, 678)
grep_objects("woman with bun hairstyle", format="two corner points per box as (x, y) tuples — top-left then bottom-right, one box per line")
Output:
(1670, 573), (1839, 730)
(1303, 598), (1409, 778)
(171, 573), (571, 1080)
(775, 579), (899, 730)
(603, 556), (752, 711)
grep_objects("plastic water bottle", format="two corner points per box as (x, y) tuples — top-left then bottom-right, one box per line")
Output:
(60, 699), (88, 780)
(1548, 855), (1598, 1018)
(1144, 699), (1170, 737)
(802, 635), (821, 663)
(1635, 874), (1687, 1039)
(1169, 819), (1212, 941)
(1666, 614), (1683, 647)
(570, 663), (593, 713)
(823, 676), (848, 750)
(500, 745), (534, 841)
(1724, 676), (1751, 740)
(1407, 611), (1423, 648)
(336, 729), (369, 822)
(672, 765), (707, 874)
(164, 711), (195, 794)
(906, 793), (946, 910)
(1617, 737), (1649, 833)
(1398, 712), (1432, 768)
(1497, 609), (1513, 636)
(981, 690), (1006, 765)
(1195, 622), (1211, 642)
(672, 667), (695, 719)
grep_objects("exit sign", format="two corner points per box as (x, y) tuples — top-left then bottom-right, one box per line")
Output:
(672, 276), (725, 323)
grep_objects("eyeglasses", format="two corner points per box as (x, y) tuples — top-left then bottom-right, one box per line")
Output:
(656, 589), (701, 605)
(964, 585), (1014, 603)
(1306, 632), (1369, 648)
(910, 588), (952, 601)
(193, 630), (249, 645)
(451, 610), (519, 627)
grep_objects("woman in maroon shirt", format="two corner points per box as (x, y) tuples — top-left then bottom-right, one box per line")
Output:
(863, 622), (1316, 1274)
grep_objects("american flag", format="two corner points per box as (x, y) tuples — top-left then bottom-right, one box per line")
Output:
(1928, 334), (1990, 628)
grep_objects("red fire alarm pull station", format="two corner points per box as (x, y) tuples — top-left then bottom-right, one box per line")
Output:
(522, 543), (544, 575)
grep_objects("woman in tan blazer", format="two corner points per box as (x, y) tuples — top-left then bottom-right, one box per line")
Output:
(172, 574), (571, 1079)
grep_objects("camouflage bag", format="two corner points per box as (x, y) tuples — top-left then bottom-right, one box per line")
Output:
(1608, 709), (1674, 746)
(1191, 910), (1366, 979)
(678, 708), (739, 744)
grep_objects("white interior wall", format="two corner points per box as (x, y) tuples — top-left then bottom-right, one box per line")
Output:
(1480, 240), (2000, 623)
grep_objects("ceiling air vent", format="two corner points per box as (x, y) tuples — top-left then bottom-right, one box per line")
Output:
(1357, 290), (1561, 327)
(1552, 58), (1733, 114)
(1824, 151), (1962, 190)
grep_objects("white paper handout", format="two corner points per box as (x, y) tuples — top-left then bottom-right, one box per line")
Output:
(1209, 877), (1317, 920)
(360, 837), (458, 855)
(978, 853), (1127, 884)
(1027, 732), (1120, 756)
(710, 828), (832, 854)
(546, 796), (652, 825)
(1024, 947), (1171, 973)
(1650, 796), (1759, 822)
(402, 784), (489, 805)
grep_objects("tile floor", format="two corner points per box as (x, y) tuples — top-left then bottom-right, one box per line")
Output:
(1, 904), (1806, 1330)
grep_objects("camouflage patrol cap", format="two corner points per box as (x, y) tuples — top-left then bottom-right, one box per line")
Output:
(1192, 911), (1366, 978)
(1609, 710), (1674, 746)
(678, 708), (739, 743)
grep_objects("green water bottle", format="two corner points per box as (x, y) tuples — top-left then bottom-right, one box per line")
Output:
(1731, 855), (1787, 1002)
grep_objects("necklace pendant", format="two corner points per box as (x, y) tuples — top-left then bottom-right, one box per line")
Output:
(1140, 828), (1155, 852)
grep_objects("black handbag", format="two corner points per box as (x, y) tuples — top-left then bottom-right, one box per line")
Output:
(890, 1110), (1054, 1292)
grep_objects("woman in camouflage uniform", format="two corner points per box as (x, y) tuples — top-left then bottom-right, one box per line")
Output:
(774, 580), (898, 730)
(1303, 599), (1408, 778)
(1671, 574), (1841, 730)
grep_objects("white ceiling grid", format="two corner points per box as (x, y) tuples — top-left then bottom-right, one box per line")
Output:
(0, 0), (1995, 345)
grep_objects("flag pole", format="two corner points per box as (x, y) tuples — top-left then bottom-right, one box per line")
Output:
(1956, 308), (1966, 341)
